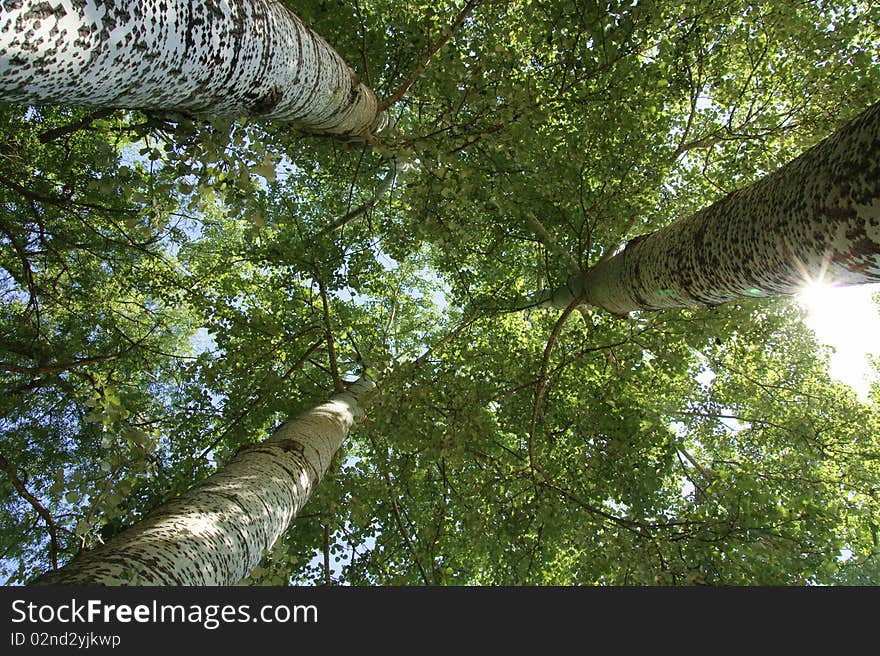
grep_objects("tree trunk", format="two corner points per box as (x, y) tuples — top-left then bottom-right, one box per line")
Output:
(32, 379), (375, 585)
(0, 0), (387, 138)
(544, 101), (880, 313)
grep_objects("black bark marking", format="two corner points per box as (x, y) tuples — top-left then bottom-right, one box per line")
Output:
(816, 204), (858, 222)
(273, 439), (306, 455)
(248, 86), (283, 114)
(22, 1), (65, 21)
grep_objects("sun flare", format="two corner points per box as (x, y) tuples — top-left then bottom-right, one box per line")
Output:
(797, 282), (880, 399)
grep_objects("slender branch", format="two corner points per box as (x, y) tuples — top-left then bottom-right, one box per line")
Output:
(675, 450), (712, 505)
(0, 221), (41, 333)
(0, 352), (123, 376)
(671, 37), (704, 160)
(353, 0), (372, 89)
(6, 376), (53, 396)
(322, 524), (333, 585)
(537, 475), (651, 538)
(367, 433), (431, 584)
(593, 215), (641, 267)
(673, 134), (722, 159)
(676, 446), (715, 482)
(0, 171), (72, 206)
(197, 337), (326, 460)
(528, 293), (585, 477)
(409, 315), (480, 369)
(379, 0), (482, 111)
(343, 147), (367, 218)
(525, 212), (593, 317)
(37, 109), (117, 143)
(313, 157), (403, 240)
(317, 277), (344, 393)
(0, 172), (170, 255)
(488, 334), (631, 402)
(525, 213), (581, 275)
(0, 452), (60, 569)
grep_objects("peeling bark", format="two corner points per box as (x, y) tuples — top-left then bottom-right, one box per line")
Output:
(544, 102), (880, 314)
(0, 0), (387, 138)
(33, 379), (375, 585)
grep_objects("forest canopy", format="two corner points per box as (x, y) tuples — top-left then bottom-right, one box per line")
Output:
(1, 0), (879, 585)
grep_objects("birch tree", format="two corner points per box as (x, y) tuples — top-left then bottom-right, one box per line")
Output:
(3, 0), (880, 587)
(541, 101), (880, 313)
(0, 0), (387, 138)
(33, 380), (374, 585)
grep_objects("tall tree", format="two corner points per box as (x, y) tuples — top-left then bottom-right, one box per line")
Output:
(542, 102), (880, 313)
(33, 379), (374, 585)
(0, 0), (388, 138)
(2, 0), (880, 586)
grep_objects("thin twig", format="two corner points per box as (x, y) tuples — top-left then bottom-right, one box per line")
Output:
(353, 0), (372, 88)
(409, 315), (480, 369)
(317, 277), (345, 392)
(0, 452), (60, 569)
(538, 476), (651, 537)
(313, 157), (402, 241)
(197, 337), (326, 460)
(379, 0), (483, 111)
(0, 221), (41, 333)
(322, 524), (333, 585)
(525, 213), (581, 275)
(528, 293), (585, 477)
(0, 352), (124, 376)
(367, 433), (431, 584)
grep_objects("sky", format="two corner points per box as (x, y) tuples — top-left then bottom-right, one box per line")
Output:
(798, 282), (880, 400)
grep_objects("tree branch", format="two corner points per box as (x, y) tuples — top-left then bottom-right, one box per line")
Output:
(0, 221), (41, 334)
(197, 337), (326, 460)
(322, 523), (333, 585)
(316, 277), (345, 392)
(313, 157), (404, 240)
(0, 352), (123, 376)
(525, 213), (581, 275)
(366, 433), (431, 584)
(379, 0), (482, 111)
(528, 293), (585, 478)
(353, 0), (372, 89)
(37, 109), (117, 144)
(0, 452), (60, 569)
(410, 315), (480, 369)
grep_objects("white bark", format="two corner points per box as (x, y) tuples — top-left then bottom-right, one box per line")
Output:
(0, 0), (387, 137)
(33, 379), (375, 585)
(541, 101), (880, 313)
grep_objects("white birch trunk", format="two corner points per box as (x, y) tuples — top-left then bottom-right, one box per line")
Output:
(33, 380), (375, 585)
(0, 0), (387, 138)
(542, 101), (880, 313)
